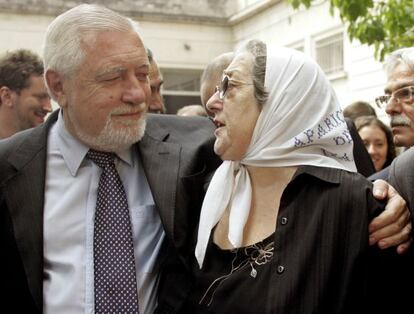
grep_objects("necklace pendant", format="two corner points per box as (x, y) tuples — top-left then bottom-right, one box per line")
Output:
(250, 268), (257, 278)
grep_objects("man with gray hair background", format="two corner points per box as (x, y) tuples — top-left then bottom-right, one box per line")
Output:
(383, 48), (414, 302)
(377, 47), (414, 149)
(147, 47), (166, 114)
(383, 47), (414, 212)
(370, 47), (414, 180)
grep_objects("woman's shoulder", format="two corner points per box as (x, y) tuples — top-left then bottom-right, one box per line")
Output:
(295, 165), (382, 217)
(297, 165), (372, 188)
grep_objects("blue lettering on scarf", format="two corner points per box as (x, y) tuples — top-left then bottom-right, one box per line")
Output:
(322, 149), (353, 161)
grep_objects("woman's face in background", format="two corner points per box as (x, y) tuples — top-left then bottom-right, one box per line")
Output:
(358, 124), (388, 171)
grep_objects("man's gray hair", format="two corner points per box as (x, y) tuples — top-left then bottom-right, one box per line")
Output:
(200, 52), (234, 86)
(384, 47), (414, 78)
(43, 4), (137, 78)
(237, 39), (268, 108)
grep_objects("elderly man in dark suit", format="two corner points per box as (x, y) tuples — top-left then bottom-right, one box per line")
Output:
(386, 48), (414, 221)
(0, 4), (219, 313)
(382, 47), (414, 306)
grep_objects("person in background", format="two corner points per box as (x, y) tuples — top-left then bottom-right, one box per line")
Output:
(343, 100), (377, 122)
(370, 47), (414, 180)
(0, 49), (52, 139)
(197, 51), (410, 254)
(184, 40), (410, 314)
(147, 48), (166, 113)
(383, 48), (414, 303)
(355, 115), (396, 172)
(177, 104), (208, 117)
(0, 4), (219, 312)
(379, 47), (414, 201)
(200, 52), (234, 111)
(376, 48), (414, 149)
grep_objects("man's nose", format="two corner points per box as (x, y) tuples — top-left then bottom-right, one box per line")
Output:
(122, 77), (147, 105)
(149, 92), (164, 112)
(42, 97), (52, 112)
(385, 97), (401, 115)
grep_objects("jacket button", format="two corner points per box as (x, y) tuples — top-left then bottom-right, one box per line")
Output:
(277, 265), (285, 274)
(280, 217), (288, 225)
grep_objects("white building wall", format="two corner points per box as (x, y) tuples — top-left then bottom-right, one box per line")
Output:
(0, 1), (388, 116)
(139, 21), (233, 70)
(0, 13), (52, 55)
(230, 1), (386, 117)
(0, 13), (232, 71)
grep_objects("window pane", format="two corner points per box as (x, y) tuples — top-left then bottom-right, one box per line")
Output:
(294, 46), (304, 53)
(162, 69), (202, 92)
(164, 95), (202, 114)
(315, 33), (343, 75)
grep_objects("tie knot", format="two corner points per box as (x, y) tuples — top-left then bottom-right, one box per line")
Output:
(87, 149), (115, 169)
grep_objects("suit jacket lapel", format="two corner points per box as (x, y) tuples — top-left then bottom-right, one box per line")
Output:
(3, 111), (57, 310)
(138, 122), (181, 243)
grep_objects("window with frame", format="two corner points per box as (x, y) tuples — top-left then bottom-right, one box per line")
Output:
(289, 43), (305, 52)
(161, 68), (202, 114)
(315, 33), (344, 76)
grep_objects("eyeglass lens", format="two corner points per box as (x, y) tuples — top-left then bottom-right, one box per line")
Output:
(395, 86), (413, 100)
(376, 86), (414, 108)
(219, 75), (229, 99)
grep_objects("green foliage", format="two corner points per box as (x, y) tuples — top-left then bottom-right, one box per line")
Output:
(287, 0), (414, 61)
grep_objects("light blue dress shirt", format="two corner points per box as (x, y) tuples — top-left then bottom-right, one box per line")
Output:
(43, 112), (165, 314)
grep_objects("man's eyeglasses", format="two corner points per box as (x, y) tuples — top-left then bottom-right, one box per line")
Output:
(375, 86), (414, 109)
(214, 75), (253, 100)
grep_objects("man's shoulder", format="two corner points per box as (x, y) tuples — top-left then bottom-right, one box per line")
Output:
(389, 148), (414, 179)
(146, 114), (215, 142)
(147, 113), (213, 128)
(0, 128), (35, 158)
(0, 110), (57, 161)
(388, 148), (414, 213)
(368, 166), (390, 181)
(393, 147), (414, 166)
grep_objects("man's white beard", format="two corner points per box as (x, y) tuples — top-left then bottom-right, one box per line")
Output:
(73, 108), (147, 152)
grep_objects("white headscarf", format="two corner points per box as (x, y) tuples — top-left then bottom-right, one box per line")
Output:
(195, 44), (357, 268)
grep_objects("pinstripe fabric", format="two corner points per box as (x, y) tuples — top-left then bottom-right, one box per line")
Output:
(182, 166), (408, 314)
(0, 111), (220, 313)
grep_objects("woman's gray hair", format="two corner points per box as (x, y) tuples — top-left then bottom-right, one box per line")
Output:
(43, 4), (137, 78)
(384, 47), (414, 78)
(237, 39), (268, 108)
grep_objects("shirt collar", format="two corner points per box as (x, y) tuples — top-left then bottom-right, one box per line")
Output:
(292, 165), (342, 185)
(55, 111), (134, 177)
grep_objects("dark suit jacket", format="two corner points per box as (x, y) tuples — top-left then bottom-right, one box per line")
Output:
(0, 110), (220, 312)
(387, 147), (414, 302)
(388, 147), (414, 216)
(368, 166), (390, 181)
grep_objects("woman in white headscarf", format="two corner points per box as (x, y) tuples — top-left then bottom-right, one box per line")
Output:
(180, 40), (408, 313)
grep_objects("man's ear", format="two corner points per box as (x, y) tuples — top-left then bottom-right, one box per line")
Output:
(45, 70), (67, 108)
(0, 86), (16, 108)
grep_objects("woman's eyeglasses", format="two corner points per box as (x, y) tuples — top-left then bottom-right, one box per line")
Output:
(375, 86), (414, 109)
(214, 75), (253, 100)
